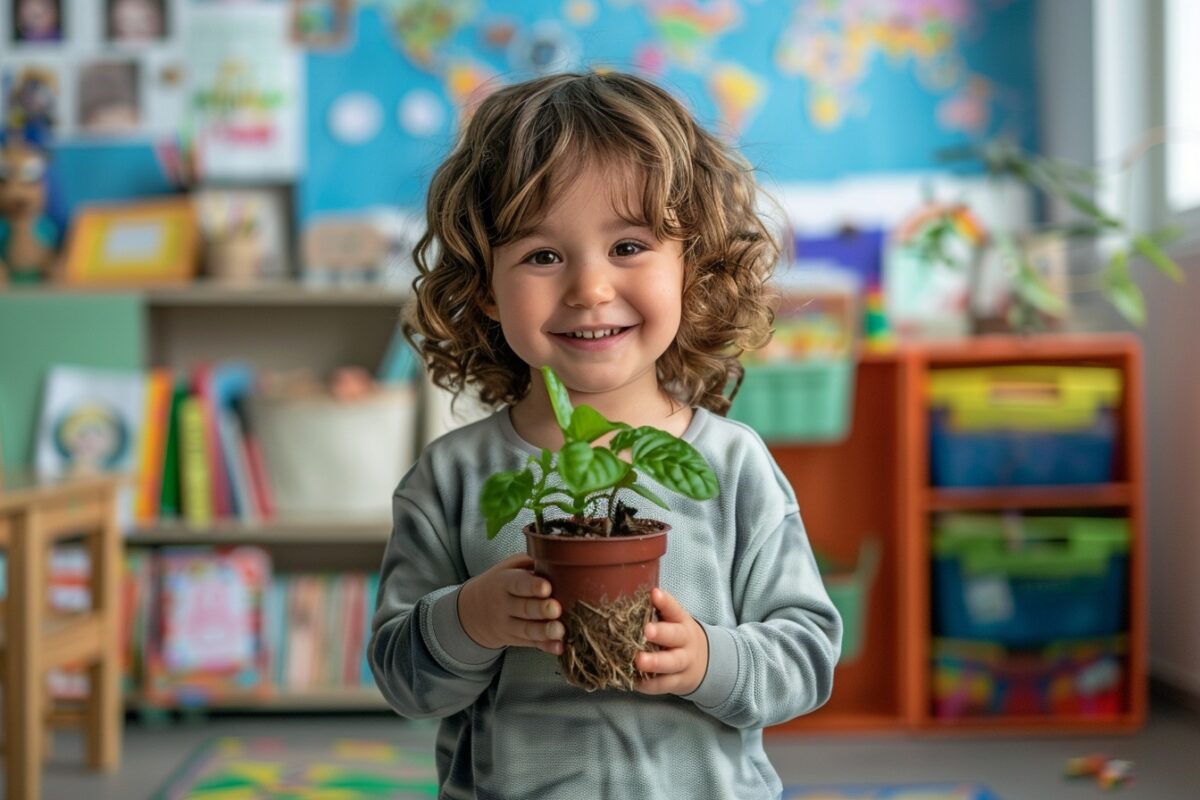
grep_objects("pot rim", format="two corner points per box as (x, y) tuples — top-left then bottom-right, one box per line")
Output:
(523, 520), (670, 542)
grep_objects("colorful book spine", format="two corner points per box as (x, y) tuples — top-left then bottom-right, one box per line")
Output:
(135, 369), (173, 526)
(231, 395), (276, 520)
(216, 408), (259, 524)
(193, 365), (233, 519)
(159, 381), (188, 519)
(179, 397), (214, 528)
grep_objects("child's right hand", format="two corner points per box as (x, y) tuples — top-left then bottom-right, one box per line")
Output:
(457, 554), (564, 655)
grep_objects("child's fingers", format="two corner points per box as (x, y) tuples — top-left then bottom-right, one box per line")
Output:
(514, 618), (564, 642)
(509, 620), (565, 652)
(643, 620), (687, 649)
(505, 566), (552, 599)
(649, 587), (687, 623)
(512, 596), (561, 621)
(635, 646), (687, 676)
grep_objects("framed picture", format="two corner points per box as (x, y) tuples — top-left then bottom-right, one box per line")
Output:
(105, 0), (168, 44)
(77, 60), (141, 135)
(11, 0), (63, 44)
(63, 198), (198, 286)
(289, 0), (352, 49)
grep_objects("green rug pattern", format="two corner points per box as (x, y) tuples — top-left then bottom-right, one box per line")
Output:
(153, 737), (438, 799)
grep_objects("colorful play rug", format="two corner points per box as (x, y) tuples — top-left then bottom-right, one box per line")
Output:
(784, 785), (1001, 800)
(152, 737), (439, 799)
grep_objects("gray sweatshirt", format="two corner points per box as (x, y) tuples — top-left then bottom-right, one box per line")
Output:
(370, 406), (842, 799)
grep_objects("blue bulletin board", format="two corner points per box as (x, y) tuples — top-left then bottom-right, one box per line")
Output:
(302, 0), (1036, 217)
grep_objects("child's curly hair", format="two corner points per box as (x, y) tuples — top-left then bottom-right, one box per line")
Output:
(405, 70), (778, 415)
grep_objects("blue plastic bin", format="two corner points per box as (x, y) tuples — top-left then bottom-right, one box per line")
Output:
(931, 515), (1129, 645)
(928, 367), (1121, 487)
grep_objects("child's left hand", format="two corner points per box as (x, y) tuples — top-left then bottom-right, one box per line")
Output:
(635, 587), (709, 697)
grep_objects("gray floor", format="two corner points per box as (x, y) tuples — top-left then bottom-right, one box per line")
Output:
(14, 700), (1200, 799)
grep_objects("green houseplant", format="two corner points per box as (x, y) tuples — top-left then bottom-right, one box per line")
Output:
(913, 138), (1185, 332)
(480, 366), (718, 692)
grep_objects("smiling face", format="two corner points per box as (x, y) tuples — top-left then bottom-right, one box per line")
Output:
(488, 161), (685, 412)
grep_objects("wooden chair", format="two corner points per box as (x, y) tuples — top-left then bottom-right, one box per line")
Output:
(0, 473), (123, 800)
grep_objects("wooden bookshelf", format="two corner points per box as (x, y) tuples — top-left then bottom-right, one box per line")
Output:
(768, 334), (1146, 735)
(128, 687), (389, 712)
(79, 284), (407, 713)
(143, 281), (410, 307)
(128, 518), (392, 545)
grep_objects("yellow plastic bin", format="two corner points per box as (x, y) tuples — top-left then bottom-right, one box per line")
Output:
(927, 366), (1122, 487)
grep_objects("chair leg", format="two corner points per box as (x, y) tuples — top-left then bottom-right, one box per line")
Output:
(85, 490), (122, 772)
(6, 509), (45, 800)
(85, 656), (120, 770)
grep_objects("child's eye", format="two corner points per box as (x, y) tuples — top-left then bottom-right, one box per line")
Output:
(612, 241), (646, 258)
(526, 250), (561, 266)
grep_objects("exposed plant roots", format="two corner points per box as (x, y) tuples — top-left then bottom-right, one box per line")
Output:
(559, 589), (659, 692)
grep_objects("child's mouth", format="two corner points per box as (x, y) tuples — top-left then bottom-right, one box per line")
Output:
(553, 326), (634, 349)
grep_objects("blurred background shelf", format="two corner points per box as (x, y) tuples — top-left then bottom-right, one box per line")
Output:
(128, 518), (391, 545)
(925, 483), (1135, 511)
(128, 687), (388, 712)
(142, 282), (411, 307)
(768, 335), (1146, 735)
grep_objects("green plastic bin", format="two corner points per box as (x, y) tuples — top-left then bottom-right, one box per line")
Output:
(932, 515), (1130, 644)
(728, 359), (856, 443)
(816, 538), (880, 664)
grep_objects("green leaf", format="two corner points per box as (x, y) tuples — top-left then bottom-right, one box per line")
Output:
(610, 427), (640, 454)
(626, 481), (670, 511)
(541, 366), (574, 435)
(1149, 224), (1184, 247)
(559, 442), (629, 495)
(1053, 222), (1106, 240)
(479, 469), (533, 539)
(631, 430), (719, 501)
(1013, 263), (1066, 316)
(1062, 189), (1121, 228)
(1132, 234), (1185, 283)
(568, 405), (628, 443)
(1103, 250), (1146, 327)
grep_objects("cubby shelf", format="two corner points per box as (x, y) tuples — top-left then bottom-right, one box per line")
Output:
(767, 334), (1146, 736)
(925, 483), (1135, 511)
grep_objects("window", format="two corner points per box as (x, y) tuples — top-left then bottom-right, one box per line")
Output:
(1165, 0), (1200, 213)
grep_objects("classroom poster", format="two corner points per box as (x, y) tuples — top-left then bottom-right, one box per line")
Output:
(186, 2), (302, 181)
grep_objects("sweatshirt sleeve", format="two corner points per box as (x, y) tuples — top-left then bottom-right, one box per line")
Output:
(369, 453), (505, 719)
(684, 472), (842, 728)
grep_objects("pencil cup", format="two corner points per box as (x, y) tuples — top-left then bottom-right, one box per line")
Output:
(206, 232), (262, 285)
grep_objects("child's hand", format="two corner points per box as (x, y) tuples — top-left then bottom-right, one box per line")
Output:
(457, 554), (564, 655)
(635, 588), (709, 696)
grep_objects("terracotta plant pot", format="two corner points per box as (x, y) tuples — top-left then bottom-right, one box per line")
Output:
(524, 522), (669, 615)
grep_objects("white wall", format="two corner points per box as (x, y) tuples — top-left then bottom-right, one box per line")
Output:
(1142, 247), (1200, 698)
(1040, 0), (1200, 699)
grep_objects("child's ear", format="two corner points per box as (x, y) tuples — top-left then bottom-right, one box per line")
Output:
(482, 297), (500, 321)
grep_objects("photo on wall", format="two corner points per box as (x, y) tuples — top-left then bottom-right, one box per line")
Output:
(10, 0), (63, 44)
(105, 0), (168, 44)
(289, 0), (352, 50)
(2, 63), (61, 135)
(76, 59), (140, 134)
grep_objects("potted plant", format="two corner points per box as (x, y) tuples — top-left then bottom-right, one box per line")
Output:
(479, 366), (718, 692)
(907, 138), (1185, 333)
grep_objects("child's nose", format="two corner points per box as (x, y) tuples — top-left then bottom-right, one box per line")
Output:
(564, 263), (616, 309)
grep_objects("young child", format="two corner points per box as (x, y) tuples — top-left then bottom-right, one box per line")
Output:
(370, 71), (842, 799)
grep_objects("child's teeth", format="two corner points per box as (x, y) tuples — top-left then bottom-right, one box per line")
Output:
(571, 329), (618, 339)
